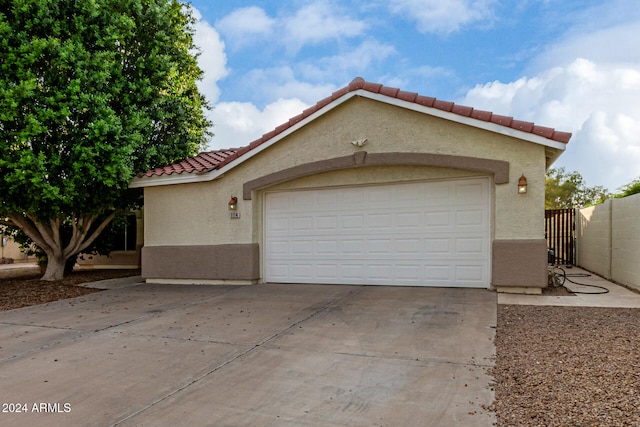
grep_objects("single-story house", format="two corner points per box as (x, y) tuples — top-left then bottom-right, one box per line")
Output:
(130, 77), (571, 293)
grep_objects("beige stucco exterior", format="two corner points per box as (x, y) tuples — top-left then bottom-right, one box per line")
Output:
(1, 235), (35, 263)
(76, 210), (144, 269)
(141, 96), (553, 288)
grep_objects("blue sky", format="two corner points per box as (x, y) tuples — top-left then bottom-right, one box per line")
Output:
(187, 0), (640, 192)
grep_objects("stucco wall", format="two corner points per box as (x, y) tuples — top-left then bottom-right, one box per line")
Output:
(142, 96), (549, 286)
(1, 236), (34, 263)
(76, 210), (144, 269)
(576, 202), (612, 278)
(144, 97), (546, 247)
(577, 193), (640, 290)
(612, 194), (640, 288)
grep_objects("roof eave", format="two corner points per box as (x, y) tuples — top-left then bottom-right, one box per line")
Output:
(357, 91), (569, 151)
(129, 169), (218, 188)
(129, 92), (359, 189)
(129, 88), (569, 189)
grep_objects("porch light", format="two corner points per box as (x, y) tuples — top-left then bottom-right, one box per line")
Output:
(518, 174), (528, 194)
(228, 196), (238, 210)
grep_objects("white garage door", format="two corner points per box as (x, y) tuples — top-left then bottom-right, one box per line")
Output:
(265, 178), (490, 287)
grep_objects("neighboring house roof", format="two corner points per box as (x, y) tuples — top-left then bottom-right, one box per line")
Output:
(131, 77), (571, 188)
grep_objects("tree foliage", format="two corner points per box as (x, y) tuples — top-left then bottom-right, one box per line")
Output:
(615, 177), (640, 198)
(545, 167), (608, 209)
(0, 0), (211, 279)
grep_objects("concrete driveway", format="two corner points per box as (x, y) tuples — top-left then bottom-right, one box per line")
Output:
(0, 282), (496, 426)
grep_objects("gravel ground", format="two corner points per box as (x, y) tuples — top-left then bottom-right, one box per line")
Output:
(494, 304), (640, 426)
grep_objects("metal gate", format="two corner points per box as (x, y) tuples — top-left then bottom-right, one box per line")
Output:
(545, 209), (575, 266)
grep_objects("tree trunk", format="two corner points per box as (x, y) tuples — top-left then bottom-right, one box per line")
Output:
(40, 255), (67, 281)
(9, 212), (117, 281)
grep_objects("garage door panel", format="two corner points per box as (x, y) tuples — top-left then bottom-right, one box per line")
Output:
(368, 239), (394, 254)
(292, 240), (313, 255)
(268, 240), (289, 256)
(395, 264), (422, 280)
(268, 217), (289, 232)
(425, 211), (453, 228)
(455, 210), (488, 228)
(268, 263), (290, 281)
(316, 240), (338, 254)
(368, 213), (394, 229)
(424, 265), (452, 281)
(267, 193), (291, 212)
(292, 216), (313, 231)
(455, 238), (487, 254)
(265, 178), (490, 287)
(342, 240), (364, 255)
(396, 212), (422, 229)
(456, 182), (486, 203)
(316, 191), (338, 208)
(342, 214), (365, 229)
(367, 185), (394, 204)
(395, 238), (422, 254)
(292, 264), (313, 281)
(317, 264), (339, 280)
(455, 265), (487, 284)
(367, 264), (393, 281)
(343, 264), (364, 279)
(424, 238), (452, 254)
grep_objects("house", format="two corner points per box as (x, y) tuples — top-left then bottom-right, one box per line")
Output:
(130, 77), (571, 293)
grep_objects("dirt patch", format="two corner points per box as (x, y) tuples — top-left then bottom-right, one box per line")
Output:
(493, 304), (640, 426)
(0, 269), (140, 311)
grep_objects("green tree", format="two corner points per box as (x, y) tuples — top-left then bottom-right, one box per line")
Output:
(545, 167), (608, 209)
(615, 177), (640, 198)
(0, 0), (211, 280)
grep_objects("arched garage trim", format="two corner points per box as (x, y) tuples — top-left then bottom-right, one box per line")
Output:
(243, 151), (509, 200)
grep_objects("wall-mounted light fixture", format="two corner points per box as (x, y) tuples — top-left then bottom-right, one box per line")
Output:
(518, 174), (528, 194)
(228, 196), (238, 210)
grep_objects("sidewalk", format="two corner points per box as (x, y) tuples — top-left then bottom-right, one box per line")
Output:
(0, 262), (38, 270)
(498, 267), (640, 308)
(0, 263), (39, 279)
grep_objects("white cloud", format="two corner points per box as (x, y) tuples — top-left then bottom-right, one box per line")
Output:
(242, 67), (337, 106)
(213, 1), (366, 55)
(283, 1), (367, 53)
(388, 0), (497, 34)
(214, 7), (275, 49)
(460, 58), (640, 191)
(528, 21), (640, 73)
(192, 4), (365, 152)
(208, 98), (311, 150)
(298, 40), (396, 82)
(192, 8), (228, 103)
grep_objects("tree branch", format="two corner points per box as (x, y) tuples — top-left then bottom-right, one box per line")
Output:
(8, 214), (51, 253)
(63, 211), (117, 258)
(50, 218), (61, 253)
(31, 216), (60, 257)
(0, 219), (16, 227)
(74, 211), (118, 256)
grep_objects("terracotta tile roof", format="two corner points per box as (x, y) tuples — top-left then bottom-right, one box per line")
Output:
(141, 77), (571, 178)
(140, 149), (239, 177)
